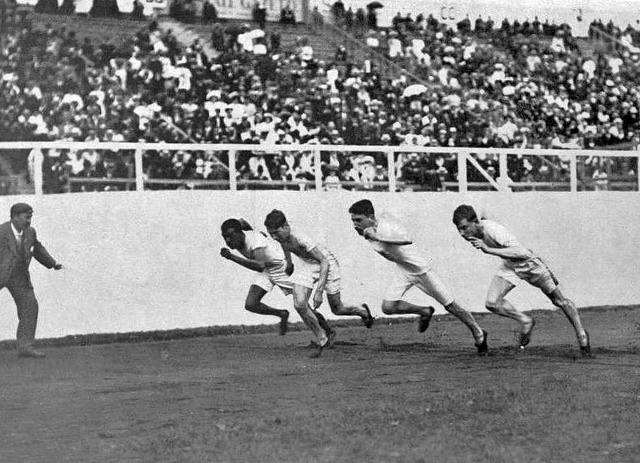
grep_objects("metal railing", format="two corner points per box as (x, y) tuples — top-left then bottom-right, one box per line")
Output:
(1, 142), (638, 195)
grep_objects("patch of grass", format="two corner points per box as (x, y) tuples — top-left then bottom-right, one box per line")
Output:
(2, 306), (640, 463)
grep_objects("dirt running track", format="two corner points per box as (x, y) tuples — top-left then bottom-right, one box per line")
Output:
(1, 307), (639, 463)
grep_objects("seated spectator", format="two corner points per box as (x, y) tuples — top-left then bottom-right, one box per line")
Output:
(335, 46), (347, 62)
(324, 172), (342, 190)
(280, 4), (296, 25)
(7, 6), (640, 194)
(34, 0), (58, 14)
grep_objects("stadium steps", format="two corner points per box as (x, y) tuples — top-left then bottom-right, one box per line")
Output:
(157, 17), (336, 62)
(312, 22), (428, 82)
(575, 37), (605, 58)
(156, 17), (220, 58)
(29, 12), (150, 44)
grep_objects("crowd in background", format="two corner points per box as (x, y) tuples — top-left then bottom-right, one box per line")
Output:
(1, 1), (640, 193)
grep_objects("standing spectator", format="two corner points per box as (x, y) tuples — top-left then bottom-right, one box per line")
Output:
(269, 30), (281, 52)
(331, 0), (345, 25)
(59, 0), (75, 15)
(253, 0), (267, 30)
(0, 203), (63, 358)
(344, 7), (353, 30)
(131, 0), (144, 20)
(202, 0), (218, 22)
(311, 6), (324, 28)
(355, 8), (366, 36)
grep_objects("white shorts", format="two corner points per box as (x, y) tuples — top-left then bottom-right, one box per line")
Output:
(384, 269), (454, 307)
(496, 257), (559, 294)
(290, 256), (341, 294)
(252, 261), (294, 296)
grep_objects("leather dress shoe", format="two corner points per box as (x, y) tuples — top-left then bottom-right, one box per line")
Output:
(18, 348), (46, 358)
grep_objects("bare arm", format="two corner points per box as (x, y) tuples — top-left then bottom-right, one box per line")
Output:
(363, 227), (412, 246)
(309, 247), (330, 292)
(282, 246), (294, 276)
(220, 248), (266, 272)
(308, 247), (330, 309)
(467, 237), (532, 259)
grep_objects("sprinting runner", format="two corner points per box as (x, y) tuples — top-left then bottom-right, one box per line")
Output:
(348, 199), (488, 355)
(264, 209), (374, 347)
(220, 218), (329, 355)
(452, 204), (591, 357)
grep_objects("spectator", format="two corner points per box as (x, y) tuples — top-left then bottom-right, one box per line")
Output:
(202, 0), (218, 22)
(252, 0), (267, 30)
(280, 3), (296, 26)
(331, 0), (345, 25)
(131, 0), (144, 20)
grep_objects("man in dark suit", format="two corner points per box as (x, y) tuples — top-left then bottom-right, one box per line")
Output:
(0, 203), (62, 358)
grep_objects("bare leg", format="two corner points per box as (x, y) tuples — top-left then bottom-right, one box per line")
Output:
(245, 285), (289, 334)
(293, 285), (328, 346)
(314, 309), (332, 333)
(313, 309), (337, 347)
(547, 288), (588, 348)
(382, 300), (434, 333)
(381, 300), (432, 316)
(327, 292), (373, 327)
(444, 300), (485, 344)
(485, 276), (533, 328)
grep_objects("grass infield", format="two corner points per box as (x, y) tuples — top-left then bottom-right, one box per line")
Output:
(1, 305), (639, 463)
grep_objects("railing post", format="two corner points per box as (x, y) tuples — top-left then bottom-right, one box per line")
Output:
(637, 151), (640, 192)
(135, 149), (144, 191)
(229, 150), (237, 191)
(314, 147), (323, 191)
(33, 148), (43, 196)
(457, 151), (468, 193)
(499, 152), (508, 181)
(570, 153), (578, 192)
(386, 148), (396, 192)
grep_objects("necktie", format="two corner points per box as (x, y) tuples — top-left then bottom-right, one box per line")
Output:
(17, 234), (25, 259)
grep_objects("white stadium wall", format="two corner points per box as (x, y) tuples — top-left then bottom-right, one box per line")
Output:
(317, 0), (640, 37)
(0, 190), (639, 341)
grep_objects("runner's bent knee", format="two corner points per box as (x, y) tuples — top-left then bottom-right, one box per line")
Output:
(381, 300), (398, 315)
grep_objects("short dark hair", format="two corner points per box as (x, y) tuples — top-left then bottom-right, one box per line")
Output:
(221, 218), (242, 234)
(10, 203), (33, 218)
(264, 209), (287, 229)
(348, 199), (375, 216)
(238, 218), (253, 231)
(452, 205), (478, 225)
(221, 218), (252, 234)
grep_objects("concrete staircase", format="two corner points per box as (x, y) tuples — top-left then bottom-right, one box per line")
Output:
(29, 12), (149, 45)
(575, 36), (607, 58)
(156, 17), (220, 58)
(157, 17), (337, 62)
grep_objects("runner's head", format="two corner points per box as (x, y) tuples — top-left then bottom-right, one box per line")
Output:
(221, 218), (247, 249)
(264, 209), (291, 243)
(452, 205), (482, 240)
(348, 200), (376, 236)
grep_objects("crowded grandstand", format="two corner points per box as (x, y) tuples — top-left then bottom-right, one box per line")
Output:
(1, 0), (639, 193)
